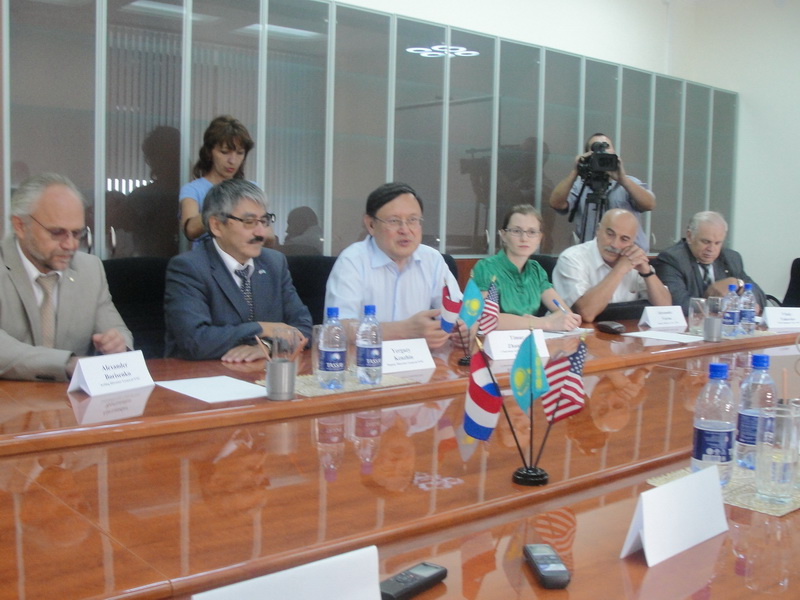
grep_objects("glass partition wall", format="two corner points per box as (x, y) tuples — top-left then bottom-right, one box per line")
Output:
(3, 0), (736, 259)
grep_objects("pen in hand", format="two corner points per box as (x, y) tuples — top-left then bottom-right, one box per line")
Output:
(552, 299), (569, 315)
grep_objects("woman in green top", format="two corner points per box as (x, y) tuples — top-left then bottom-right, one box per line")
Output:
(472, 204), (581, 331)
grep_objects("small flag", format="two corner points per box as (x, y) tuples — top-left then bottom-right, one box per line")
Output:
(458, 279), (484, 330)
(463, 351), (503, 441)
(440, 282), (462, 332)
(478, 280), (500, 335)
(510, 333), (549, 412)
(540, 340), (587, 423)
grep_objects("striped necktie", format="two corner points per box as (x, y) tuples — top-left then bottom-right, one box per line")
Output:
(701, 263), (713, 289)
(234, 266), (254, 321)
(37, 273), (59, 348)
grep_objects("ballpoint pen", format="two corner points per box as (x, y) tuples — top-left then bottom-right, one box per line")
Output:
(552, 299), (569, 315)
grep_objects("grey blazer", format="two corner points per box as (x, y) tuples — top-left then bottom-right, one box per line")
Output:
(164, 238), (312, 360)
(655, 239), (766, 314)
(0, 236), (133, 381)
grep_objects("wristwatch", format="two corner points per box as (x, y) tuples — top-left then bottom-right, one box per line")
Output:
(640, 266), (656, 278)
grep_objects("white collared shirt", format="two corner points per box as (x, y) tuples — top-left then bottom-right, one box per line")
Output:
(212, 239), (255, 289)
(553, 240), (647, 308)
(15, 239), (63, 308)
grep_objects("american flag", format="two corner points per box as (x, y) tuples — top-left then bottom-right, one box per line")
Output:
(540, 340), (587, 423)
(478, 281), (499, 335)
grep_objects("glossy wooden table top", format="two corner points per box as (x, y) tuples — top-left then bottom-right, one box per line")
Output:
(0, 326), (796, 457)
(0, 332), (798, 599)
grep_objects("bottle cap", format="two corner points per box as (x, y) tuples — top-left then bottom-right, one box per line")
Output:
(728, 284), (736, 292)
(364, 304), (376, 316)
(708, 362), (728, 380)
(744, 283), (752, 291)
(326, 306), (339, 319)
(751, 353), (769, 369)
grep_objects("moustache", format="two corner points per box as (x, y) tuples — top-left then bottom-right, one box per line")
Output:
(248, 236), (265, 244)
(603, 245), (622, 255)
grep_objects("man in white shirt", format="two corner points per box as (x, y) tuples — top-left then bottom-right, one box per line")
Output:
(553, 208), (671, 322)
(325, 182), (462, 349)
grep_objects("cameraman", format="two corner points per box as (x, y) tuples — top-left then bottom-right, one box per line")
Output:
(549, 133), (655, 251)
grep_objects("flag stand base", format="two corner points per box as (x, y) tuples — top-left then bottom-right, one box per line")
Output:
(513, 466), (548, 486)
(458, 355), (471, 366)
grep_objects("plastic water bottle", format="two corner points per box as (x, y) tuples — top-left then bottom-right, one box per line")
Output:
(691, 362), (736, 485)
(355, 304), (382, 385)
(351, 409), (381, 475)
(722, 284), (741, 338)
(735, 354), (777, 470)
(318, 306), (346, 389)
(315, 415), (345, 482)
(739, 283), (756, 336)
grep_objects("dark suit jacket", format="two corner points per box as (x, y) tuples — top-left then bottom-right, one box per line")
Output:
(655, 240), (766, 314)
(164, 238), (312, 360)
(0, 236), (133, 381)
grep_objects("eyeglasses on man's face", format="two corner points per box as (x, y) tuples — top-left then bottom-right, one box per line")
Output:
(224, 213), (276, 228)
(29, 215), (88, 242)
(372, 216), (424, 231)
(503, 227), (541, 238)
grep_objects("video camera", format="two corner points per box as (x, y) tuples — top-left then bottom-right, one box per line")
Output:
(577, 141), (619, 182)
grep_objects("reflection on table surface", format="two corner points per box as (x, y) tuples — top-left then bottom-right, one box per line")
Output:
(379, 472), (800, 600)
(0, 326), (796, 457)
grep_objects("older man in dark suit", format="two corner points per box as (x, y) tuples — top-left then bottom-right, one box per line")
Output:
(1, 173), (132, 381)
(165, 179), (312, 361)
(655, 211), (766, 314)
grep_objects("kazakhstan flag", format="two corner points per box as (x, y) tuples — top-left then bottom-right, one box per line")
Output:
(510, 332), (549, 411)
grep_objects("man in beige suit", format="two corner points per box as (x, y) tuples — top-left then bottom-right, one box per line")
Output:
(1, 173), (132, 381)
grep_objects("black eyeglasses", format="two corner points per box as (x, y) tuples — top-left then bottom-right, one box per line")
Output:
(224, 213), (276, 228)
(29, 215), (88, 242)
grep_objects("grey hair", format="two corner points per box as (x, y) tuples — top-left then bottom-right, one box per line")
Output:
(10, 173), (85, 217)
(201, 179), (269, 233)
(687, 211), (728, 236)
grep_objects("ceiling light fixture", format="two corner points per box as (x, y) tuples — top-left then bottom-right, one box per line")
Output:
(406, 45), (479, 58)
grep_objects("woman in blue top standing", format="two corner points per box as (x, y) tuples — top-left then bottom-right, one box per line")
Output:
(180, 115), (254, 245)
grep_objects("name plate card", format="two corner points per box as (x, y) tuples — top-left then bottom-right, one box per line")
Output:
(381, 339), (435, 374)
(764, 306), (800, 330)
(620, 466), (728, 567)
(483, 329), (549, 361)
(68, 350), (154, 397)
(638, 305), (687, 330)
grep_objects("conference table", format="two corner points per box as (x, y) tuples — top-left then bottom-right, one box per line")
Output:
(0, 325), (799, 599)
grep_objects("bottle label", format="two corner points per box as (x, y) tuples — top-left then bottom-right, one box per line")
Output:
(736, 410), (758, 445)
(692, 426), (733, 462)
(319, 350), (345, 372)
(357, 346), (382, 369)
(740, 308), (755, 323)
(355, 412), (381, 438)
(723, 310), (740, 326)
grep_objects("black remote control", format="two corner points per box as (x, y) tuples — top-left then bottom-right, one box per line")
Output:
(523, 543), (570, 589)
(380, 561), (447, 600)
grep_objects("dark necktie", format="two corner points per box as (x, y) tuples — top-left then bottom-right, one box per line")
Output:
(234, 266), (254, 321)
(37, 273), (59, 348)
(701, 263), (713, 289)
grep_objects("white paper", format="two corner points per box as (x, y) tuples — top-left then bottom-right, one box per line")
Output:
(622, 330), (702, 344)
(764, 306), (800, 330)
(483, 329), (549, 361)
(542, 327), (593, 339)
(638, 305), (687, 330)
(68, 350), (154, 396)
(381, 338), (435, 373)
(157, 376), (266, 403)
(620, 467), (728, 566)
(192, 545), (380, 600)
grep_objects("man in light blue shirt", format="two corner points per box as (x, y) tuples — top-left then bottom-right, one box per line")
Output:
(325, 182), (462, 349)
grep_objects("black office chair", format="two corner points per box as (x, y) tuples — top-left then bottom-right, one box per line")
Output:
(103, 256), (169, 359)
(530, 254), (557, 283)
(286, 255), (338, 325)
(781, 258), (800, 307)
(442, 253), (458, 282)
